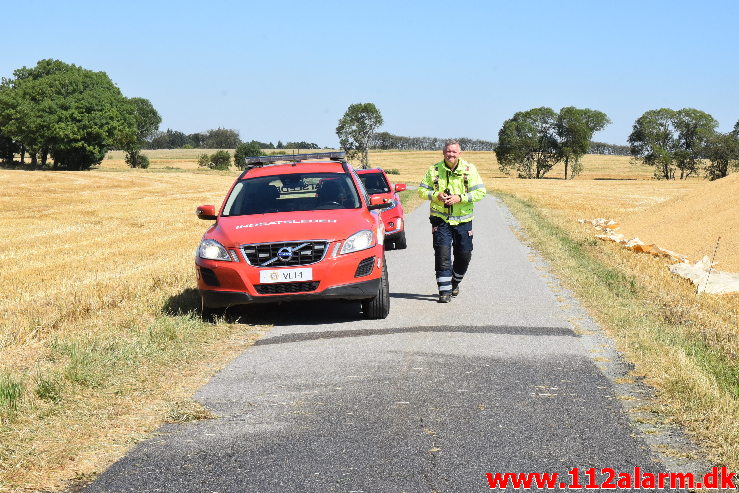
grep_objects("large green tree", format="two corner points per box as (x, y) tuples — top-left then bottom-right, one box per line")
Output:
(629, 108), (718, 179)
(628, 108), (679, 179)
(556, 107), (611, 179)
(496, 107), (559, 178)
(336, 103), (383, 168)
(672, 108), (718, 179)
(0, 59), (137, 170)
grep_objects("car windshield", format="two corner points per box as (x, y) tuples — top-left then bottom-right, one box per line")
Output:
(222, 173), (361, 216)
(358, 172), (390, 194)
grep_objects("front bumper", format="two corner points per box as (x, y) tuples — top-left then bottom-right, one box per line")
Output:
(200, 277), (381, 308)
(196, 245), (384, 308)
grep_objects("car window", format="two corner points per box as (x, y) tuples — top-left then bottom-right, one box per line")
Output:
(358, 172), (390, 194)
(222, 173), (361, 216)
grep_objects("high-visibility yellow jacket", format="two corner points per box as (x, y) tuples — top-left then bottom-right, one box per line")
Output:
(418, 159), (486, 225)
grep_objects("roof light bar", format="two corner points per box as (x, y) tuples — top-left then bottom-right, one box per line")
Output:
(244, 152), (346, 167)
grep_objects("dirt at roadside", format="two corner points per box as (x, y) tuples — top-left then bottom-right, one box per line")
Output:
(618, 173), (739, 272)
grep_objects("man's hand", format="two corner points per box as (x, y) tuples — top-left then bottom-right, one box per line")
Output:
(441, 193), (461, 206)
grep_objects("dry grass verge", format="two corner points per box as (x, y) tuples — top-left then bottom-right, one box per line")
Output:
(493, 191), (738, 469)
(0, 168), (270, 491)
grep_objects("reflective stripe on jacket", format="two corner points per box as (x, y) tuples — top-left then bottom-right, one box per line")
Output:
(417, 159), (486, 225)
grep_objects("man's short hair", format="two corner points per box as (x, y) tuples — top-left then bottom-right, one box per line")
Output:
(444, 139), (461, 150)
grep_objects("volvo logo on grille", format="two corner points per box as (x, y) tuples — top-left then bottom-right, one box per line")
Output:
(277, 247), (293, 261)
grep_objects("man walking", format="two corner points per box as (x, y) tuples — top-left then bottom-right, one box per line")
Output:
(418, 140), (486, 303)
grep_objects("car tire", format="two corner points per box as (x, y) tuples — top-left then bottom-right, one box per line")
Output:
(362, 259), (390, 319)
(393, 231), (407, 250)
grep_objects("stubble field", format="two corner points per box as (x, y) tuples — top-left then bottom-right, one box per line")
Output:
(0, 150), (736, 491)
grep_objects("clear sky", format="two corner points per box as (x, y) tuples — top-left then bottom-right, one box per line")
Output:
(3, 0), (738, 147)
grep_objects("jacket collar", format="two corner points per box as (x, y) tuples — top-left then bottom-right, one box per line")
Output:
(439, 158), (468, 175)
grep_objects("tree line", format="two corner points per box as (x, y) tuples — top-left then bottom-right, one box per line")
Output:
(495, 106), (739, 180)
(2, 59), (736, 179)
(0, 59), (321, 170)
(147, 128), (319, 151)
(370, 132), (497, 152)
(628, 108), (739, 180)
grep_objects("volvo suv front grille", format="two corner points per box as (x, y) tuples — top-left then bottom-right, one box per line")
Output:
(241, 241), (328, 267)
(255, 281), (320, 294)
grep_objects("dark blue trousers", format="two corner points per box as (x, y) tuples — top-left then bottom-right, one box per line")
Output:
(430, 216), (473, 294)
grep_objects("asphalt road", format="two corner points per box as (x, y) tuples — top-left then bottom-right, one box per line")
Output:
(84, 196), (671, 492)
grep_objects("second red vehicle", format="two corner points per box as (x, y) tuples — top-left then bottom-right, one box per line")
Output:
(356, 168), (407, 250)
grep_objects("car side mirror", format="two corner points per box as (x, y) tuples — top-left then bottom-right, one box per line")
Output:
(394, 184), (406, 192)
(368, 196), (392, 210)
(196, 205), (217, 220)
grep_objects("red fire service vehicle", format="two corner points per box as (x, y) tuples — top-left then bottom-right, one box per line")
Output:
(195, 152), (391, 319)
(356, 168), (407, 250)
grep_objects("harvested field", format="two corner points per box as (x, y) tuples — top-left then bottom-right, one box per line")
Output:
(0, 167), (266, 491)
(618, 173), (739, 272)
(1, 151), (736, 489)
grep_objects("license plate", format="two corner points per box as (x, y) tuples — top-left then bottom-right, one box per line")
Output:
(259, 268), (313, 283)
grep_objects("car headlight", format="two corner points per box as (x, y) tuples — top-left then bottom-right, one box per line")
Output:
(198, 239), (231, 261)
(340, 230), (375, 254)
(384, 199), (397, 210)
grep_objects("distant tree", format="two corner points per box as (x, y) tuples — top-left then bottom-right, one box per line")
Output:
(672, 108), (718, 179)
(589, 141), (630, 156)
(150, 129), (188, 149)
(704, 125), (739, 180)
(276, 140), (284, 149)
(121, 97), (161, 168)
(555, 107), (610, 179)
(336, 103), (383, 168)
(124, 151), (150, 169)
(234, 141), (264, 169)
(628, 108), (679, 179)
(204, 128), (241, 149)
(284, 141), (319, 150)
(197, 150), (231, 170)
(210, 150), (231, 169)
(0, 59), (136, 170)
(187, 132), (207, 148)
(629, 108), (718, 179)
(496, 107), (559, 178)
(197, 153), (210, 168)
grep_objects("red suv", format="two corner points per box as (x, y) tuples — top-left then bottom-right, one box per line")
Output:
(195, 152), (391, 319)
(356, 168), (407, 249)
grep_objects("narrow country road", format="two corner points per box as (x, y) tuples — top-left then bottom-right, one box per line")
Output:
(84, 196), (674, 492)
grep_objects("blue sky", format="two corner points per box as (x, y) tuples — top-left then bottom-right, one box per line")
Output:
(3, 0), (738, 146)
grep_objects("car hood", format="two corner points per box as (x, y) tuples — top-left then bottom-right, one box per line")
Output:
(208, 210), (379, 246)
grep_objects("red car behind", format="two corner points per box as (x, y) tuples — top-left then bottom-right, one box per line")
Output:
(356, 168), (407, 250)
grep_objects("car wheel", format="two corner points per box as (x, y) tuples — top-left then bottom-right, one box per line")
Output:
(393, 231), (407, 250)
(362, 259), (390, 319)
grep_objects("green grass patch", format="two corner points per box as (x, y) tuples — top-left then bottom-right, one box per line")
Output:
(0, 373), (23, 417)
